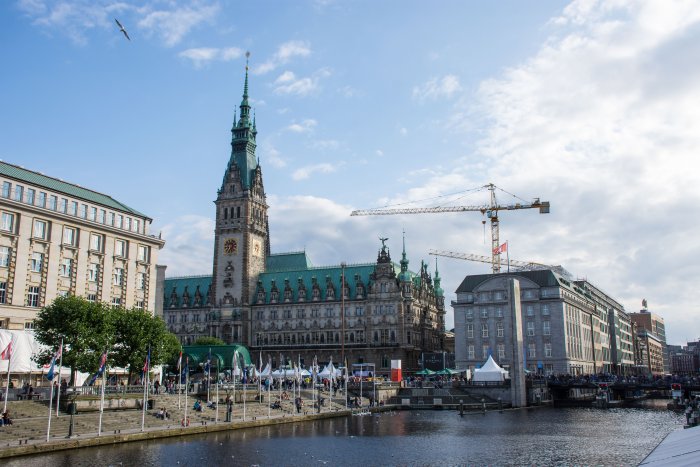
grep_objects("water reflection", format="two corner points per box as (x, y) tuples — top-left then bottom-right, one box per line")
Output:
(7, 406), (682, 467)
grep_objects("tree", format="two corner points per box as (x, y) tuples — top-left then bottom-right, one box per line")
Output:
(193, 336), (225, 346)
(110, 307), (181, 383)
(33, 296), (114, 384)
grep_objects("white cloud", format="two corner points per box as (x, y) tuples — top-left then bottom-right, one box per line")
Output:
(311, 139), (341, 151)
(138, 2), (219, 47)
(286, 119), (317, 133)
(179, 46), (243, 68)
(157, 215), (214, 277)
(412, 74), (462, 101)
(262, 143), (287, 169)
(399, 127), (408, 136)
(375, 149), (384, 157)
(292, 163), (336, 181)
(273, 68), (331, 96)
(254, 40), (311, 75)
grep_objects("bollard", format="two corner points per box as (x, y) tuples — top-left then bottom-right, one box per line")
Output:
(481, 398), (486, 413)
(498, 398), (503, 411)
(459, 400), (464, 416)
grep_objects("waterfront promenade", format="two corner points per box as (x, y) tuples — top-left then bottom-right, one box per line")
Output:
(0, 390), (356, 459)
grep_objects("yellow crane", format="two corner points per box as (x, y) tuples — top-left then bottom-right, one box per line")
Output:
(428, 249), (572, 279)
(350, 183), (550, 274)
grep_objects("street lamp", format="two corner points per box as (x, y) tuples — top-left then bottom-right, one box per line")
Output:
(341, 262), (346, 366)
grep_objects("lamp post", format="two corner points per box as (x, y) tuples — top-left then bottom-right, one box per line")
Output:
(66, 389), (77, 438)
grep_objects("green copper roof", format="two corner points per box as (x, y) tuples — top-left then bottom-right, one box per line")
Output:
(266, 251), (313, 272)
(164, 275), (212, 308)
(0, 161), (148, 219)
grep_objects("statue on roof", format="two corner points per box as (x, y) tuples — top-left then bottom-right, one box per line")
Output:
(379, 236), (389, 253)
(642, 298), (648, 309)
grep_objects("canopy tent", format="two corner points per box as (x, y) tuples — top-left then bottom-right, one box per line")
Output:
(259, 363), (271, 377)
(435, 368), (460, 376)
(299, 368), (311, 377)
(318, 363), (341, 378)
(473, 356), (509, 382)
(270, 367), (295, 379)
(415, 368), (436, 376)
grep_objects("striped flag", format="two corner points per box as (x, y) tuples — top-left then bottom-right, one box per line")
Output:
(45, 346), (62, 381)
(142, 347), (151, 375)
(0, 340), (12, 360)
(88, 351), (108, 386)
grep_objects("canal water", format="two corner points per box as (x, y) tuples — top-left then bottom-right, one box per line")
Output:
(7, 405), (683, 466)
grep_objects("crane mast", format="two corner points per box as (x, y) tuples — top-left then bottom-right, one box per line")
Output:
(350, 183), (550, 273)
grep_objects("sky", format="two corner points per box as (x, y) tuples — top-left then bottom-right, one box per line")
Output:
(2, 0), (699, 345)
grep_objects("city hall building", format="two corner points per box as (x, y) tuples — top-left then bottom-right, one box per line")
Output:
(0, 161), (165, 329)
(159, 70), (446, 374)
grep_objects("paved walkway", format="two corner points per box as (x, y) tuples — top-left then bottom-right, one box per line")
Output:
(0, 388), (357, 458)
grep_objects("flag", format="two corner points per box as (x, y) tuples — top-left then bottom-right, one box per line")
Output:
(181, 357), (189, 384)
(176, 350), (182, 371)
(0, 340), (12, 360)
(142, 347), (151, 375)
(204, 349), (211, 373)
(88, 351), (108, 386)
(233, 351), (239, 377)
(46, 345), (62, 381)
(259, 352), (263, 373)
(493, 242), (507, 254)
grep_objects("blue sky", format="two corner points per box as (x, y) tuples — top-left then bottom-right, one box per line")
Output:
(2, 0), (700, 344)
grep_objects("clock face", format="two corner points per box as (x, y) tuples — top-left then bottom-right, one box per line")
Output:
(223, 238), (237, 255)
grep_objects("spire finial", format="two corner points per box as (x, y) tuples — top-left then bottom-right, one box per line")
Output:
(243, 51), (250, 99)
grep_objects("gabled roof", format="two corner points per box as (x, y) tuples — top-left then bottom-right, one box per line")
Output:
(0, 161), (147, 218)
(163, 275), (212, 308)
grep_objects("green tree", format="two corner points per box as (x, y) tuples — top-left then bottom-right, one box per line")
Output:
(110, 307), (181, 382)
(33, 296), (114, 384)
(193, 336), (225, 346)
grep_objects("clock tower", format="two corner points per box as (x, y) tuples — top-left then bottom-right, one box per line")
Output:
(210, 59), (270, 343)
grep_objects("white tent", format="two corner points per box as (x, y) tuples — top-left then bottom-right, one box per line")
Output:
(318, 363), (341, 378)
(260, 363), (271, 378)
(473, 355), (509, 382)
(0, 329), (90, 385)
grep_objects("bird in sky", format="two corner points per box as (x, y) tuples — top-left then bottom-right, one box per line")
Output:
(114, 18), (130, 41)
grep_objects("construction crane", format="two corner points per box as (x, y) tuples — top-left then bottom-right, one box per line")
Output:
(429, 249), (573, 279)
(350, 183), (550, 274)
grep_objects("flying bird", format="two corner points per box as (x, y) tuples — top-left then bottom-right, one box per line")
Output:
(114, 18), (130, 41)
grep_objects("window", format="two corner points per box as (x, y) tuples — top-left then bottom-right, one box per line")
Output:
(59, 198), (67, 213)
(526, 305), (534, 316)
(136, 272), (145, 290)
(482, 345), (489, 359)
(111, 297), (121, 308)
(109, 212), (115, 226)
(90, 233), (103, 252)
(33, 219), (47, 239)
(134, 219), (140, 233)
(466, 309), (473, 319)
(545, 342), (552, 357)
(87, 294), (97, 303)
(88, 263), (100, 282)
(30, 252), (43, 272)
(135, 300), (144, 310)
(89, 207), (97, 221)
(116, 215), (123, 228)
(543, 321), (551, 336)
(115, 239), (127, 257)
(14, 185), (23, 202)
(496, 307), (503, 318)
(63, 227), (77, 246)
(70, 201), (78, 216)
(497, 321), (504, 337)
(1, 182), (10, 198)
(27, 286), (40, 307)
(498, 344), (506, 360)
(355, 306), (364, 316)
(527, 321), (535, 336)
(1, 213), (14, 232)
(528, 343), (536, 358)
(113, 268), (124, 286)
(59, 258), (72, 277)
(98, 209), (106, 224)
(26, 189), (35, 205)
(468, 345), (475, 359)
(0, 282), (5, 303)
(542, 304), (550, 315)
(80, 204), (87, 219)
(466, 323), (474, 338)
(125, 217), (132, 231)
(38, 192), (46, 207)
(49, 195), (57, 210)
(481, 323), (489, 338)
(137, 245), (149, 262)
(0, 246), (10, 267)
(481, 308), (489, 318)
(24, 322), (34, 330)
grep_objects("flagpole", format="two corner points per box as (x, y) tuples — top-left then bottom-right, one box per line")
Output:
(232, 352), (236, 422)
(243, 363), (247, 421)
(344, 360), (348, 410)
(98, 353), (107, 437)
(506, 241), (510, 273)
(207, 348), (211, 405)
(184, 357), (189, 426)
(46, 376), (55, 441)
(3, 337), (13, 414)
(55, 339), (63, 417)
(215, 360), (219, 423)
(177, 349), (182, 410)
(141, 347), (149, 432)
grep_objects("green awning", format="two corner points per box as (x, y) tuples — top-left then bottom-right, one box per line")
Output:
(183, 345), (252, 370)
(415, 369), (436, 376)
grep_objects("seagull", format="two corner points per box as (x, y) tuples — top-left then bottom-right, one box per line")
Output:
(114, 18), (130, 41)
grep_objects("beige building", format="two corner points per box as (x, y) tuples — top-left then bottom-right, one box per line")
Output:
(0, 161), (165, 329)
